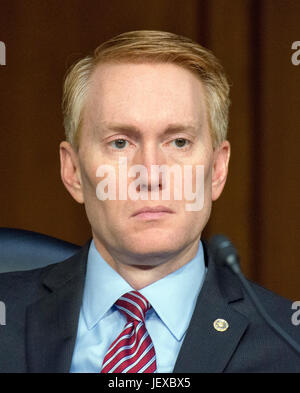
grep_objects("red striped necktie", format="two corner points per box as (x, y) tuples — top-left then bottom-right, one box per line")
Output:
(101, 291), (157, 373)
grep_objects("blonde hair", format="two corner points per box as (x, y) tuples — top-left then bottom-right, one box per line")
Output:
(62, 30), (230, 148)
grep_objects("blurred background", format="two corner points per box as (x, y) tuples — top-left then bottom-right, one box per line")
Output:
(0, 0), (299, 299)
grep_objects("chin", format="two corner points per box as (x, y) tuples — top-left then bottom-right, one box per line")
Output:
(124, 229), (185, 256)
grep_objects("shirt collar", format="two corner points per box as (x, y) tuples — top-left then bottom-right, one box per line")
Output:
(82, 241), (134, 330)
(82, 240), (206, 341)
(140, 242), (206, 340)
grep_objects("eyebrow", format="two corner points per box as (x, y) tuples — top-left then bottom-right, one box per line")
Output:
(98, 122), (199, 137)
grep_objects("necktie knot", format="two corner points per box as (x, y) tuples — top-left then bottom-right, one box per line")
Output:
(115, 291), (151, 323)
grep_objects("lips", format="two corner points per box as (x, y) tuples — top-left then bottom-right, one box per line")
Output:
(131, 205), (174, 218)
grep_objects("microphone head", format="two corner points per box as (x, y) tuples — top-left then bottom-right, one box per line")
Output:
(209, 234), (240, 269)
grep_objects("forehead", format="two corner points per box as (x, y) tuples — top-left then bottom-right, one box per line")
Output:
(83, 62), (208, 130)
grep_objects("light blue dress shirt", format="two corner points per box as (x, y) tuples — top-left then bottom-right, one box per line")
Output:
(70, 240), (206, 373)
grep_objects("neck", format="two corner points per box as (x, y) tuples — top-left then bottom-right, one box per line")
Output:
(92, 237), (200, 290)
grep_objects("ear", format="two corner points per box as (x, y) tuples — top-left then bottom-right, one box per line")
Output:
(59, 141), (84, 204)
(211, 140), (231, 201)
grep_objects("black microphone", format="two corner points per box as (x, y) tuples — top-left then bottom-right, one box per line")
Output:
(209, 234), (300, 356)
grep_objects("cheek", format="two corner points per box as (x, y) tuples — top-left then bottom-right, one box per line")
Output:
(203, 163), (213, 196)
(80, 164), (98, 199)
(78, 157), (111, 219)
(79, 149), (114, 198)
(185, 167), (212, 214)
(189, 156), (213, 198)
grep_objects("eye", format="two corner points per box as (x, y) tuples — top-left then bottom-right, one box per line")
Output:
(171, 138), (190, 148)
(109, 139), (129, 149)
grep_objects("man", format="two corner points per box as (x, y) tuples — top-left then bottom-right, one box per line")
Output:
(0, 30), (299, 373)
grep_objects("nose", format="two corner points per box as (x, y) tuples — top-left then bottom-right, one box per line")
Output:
(132, 142), (167, 194)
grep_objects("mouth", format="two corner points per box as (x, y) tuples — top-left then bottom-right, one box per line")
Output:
(131, 206), (174, 220)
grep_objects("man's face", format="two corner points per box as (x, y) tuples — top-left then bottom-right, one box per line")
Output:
(60, 62), (230, 267)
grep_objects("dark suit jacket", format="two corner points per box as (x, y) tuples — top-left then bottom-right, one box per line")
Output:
(0, 240), (299, 373)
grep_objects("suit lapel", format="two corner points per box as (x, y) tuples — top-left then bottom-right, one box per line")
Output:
(173, 243), (249, 373)
(26, 241), (91, 373)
